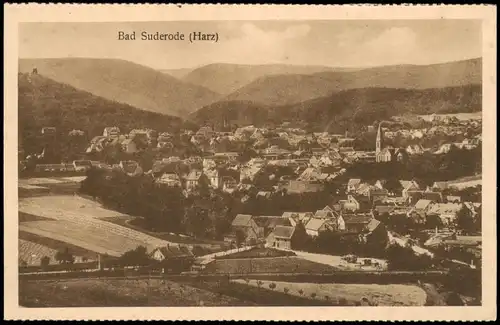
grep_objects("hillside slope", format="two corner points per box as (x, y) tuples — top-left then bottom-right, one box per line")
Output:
(189, 100), (272, 129)
(19, 58), (221, 117)
(182, 63), (354, 95)
(225, 58), (482, 106)
(161, 68), (193, 79)
(18, 73), (192, 155)
(191, 85), (482, 132)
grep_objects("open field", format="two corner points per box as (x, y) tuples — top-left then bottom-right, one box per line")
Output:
(183, 279), (332, 306)
(19, 180), (82, 197)
(19, 212), (53, 222)
(19, 178), (67, 186)
(19, 278), (253, 307)
(19, 196), (127, 220)
(232, 279), (427, 306)
(205, 256), (339, 274)
(20, 220), (172, 257)
(19, 195), (178, 257)
(101, 216), (226, 248)
(19, 231), (98, 260)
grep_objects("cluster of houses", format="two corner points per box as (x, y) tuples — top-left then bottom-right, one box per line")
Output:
(86, 127), (159, 154)
(222, 175), (481, 251)
(224, 206), (386, 250)
(349, 177), (481, 227)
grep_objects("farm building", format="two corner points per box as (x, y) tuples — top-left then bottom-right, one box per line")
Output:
(266, 225), (297, 250)
(224, 214), (263, 245)
(150, 245), (194, 273)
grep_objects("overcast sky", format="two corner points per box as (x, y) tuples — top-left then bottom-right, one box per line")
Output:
(19, 20), (482, 70)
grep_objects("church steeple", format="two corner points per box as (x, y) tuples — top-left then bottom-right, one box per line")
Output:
(376, 122), (384, 154)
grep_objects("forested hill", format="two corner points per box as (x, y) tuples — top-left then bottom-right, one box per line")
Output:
(18, 73), (195, 155)
(191, 84), (482, 133)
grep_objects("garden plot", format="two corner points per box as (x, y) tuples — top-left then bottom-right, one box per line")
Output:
(19, 239), (59, 266)
(233, 279), (427, 306)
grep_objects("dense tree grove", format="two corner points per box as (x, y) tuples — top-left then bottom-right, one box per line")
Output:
(80, 167), (344, 240)
(385, 244), (435, 271)
(117, 246), (152, 267)
(342, 147), (481, 188)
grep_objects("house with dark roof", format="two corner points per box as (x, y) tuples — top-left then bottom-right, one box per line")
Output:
(342, 213), (374, 233)
(368, 187), (389, 203)
(150, 245), (194, 273)
(253, 216), (291, 237)
(363, 219), (389, 249)
(266, 225), (297, 250)
(225, 214), (263, 245)
(422, 191), (444, 203)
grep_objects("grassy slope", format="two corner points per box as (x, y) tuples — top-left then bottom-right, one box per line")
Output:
(233, 279), (427, 306)
(19, 278), (252, 307)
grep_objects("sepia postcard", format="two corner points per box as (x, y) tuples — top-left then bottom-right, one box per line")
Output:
(4, 3), (497, 322)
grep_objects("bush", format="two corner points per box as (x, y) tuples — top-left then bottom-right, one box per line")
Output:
(298, 289), (304, 296)
(55, 248), (74, 264)
(269, 283), (276, 290)
(40, 256), (50, 267)
(283, 287), (289, 294)
(310, 292), (317, 299)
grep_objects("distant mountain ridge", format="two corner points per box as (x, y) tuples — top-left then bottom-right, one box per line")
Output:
(19, 58), (222, 117)
(224, 58), (482, 106)
(181, 63), (358, 95)
(190, 84), (482, 133)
